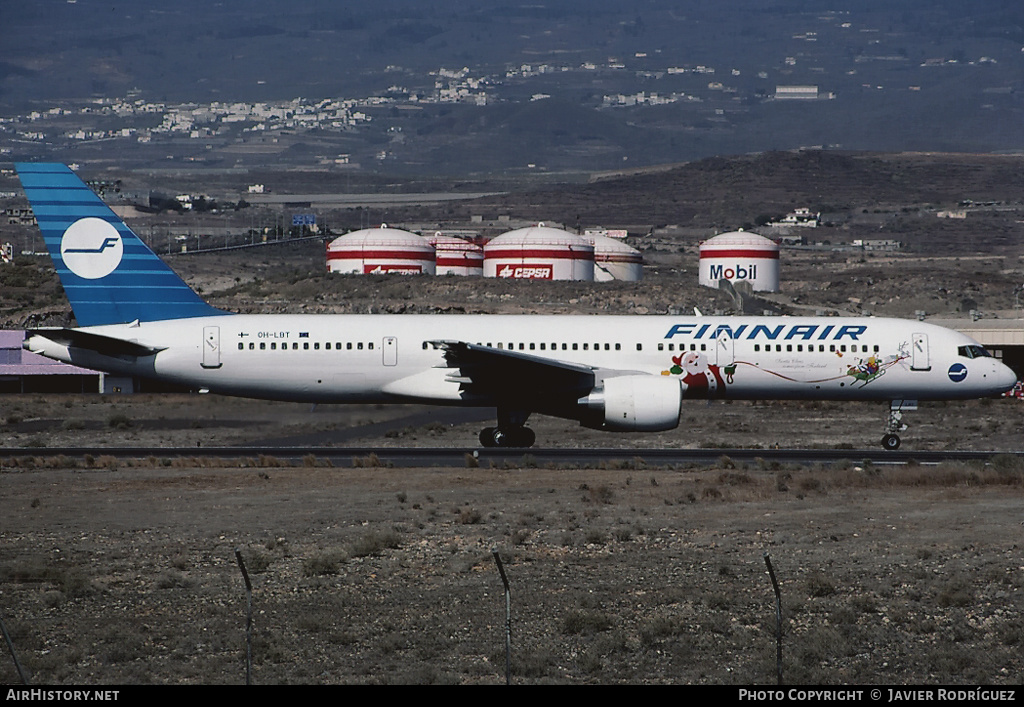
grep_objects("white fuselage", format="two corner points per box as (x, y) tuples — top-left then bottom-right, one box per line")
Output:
(26, 314), (1017, 408)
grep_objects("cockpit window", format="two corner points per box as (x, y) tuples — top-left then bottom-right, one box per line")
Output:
(958, 345), (992, 359)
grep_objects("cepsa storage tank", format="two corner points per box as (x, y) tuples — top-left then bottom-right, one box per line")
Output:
(698, 231), (779, 292)
(588, 234), (642, 282)
(483, 224), (594, 280)
(426, 233), (484, 276)
(327, 225), (436, 274)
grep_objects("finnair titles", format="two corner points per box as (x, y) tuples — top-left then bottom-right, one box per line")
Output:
(665, 322), (866, 341)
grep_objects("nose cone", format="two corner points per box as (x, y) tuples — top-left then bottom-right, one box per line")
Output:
(994, 360), (1019, 393)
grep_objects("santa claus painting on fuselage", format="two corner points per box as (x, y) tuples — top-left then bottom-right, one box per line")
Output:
(666, 352), (728, 398)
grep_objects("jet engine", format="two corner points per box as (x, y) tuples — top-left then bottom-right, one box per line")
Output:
(579, 375), (682, 431)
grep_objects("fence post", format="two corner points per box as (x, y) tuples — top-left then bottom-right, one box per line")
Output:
(492, 550), (511, 685)
(0, 614), (29, 684)
(235, 548), (253, 686)
(763, 552), (783, 685)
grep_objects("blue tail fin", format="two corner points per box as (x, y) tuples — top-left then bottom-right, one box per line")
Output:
(15, 163), (229, 327)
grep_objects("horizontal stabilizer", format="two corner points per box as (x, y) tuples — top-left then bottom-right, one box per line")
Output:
(26, 328), (165, 358)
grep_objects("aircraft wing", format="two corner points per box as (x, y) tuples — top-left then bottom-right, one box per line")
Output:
(429, 340), (597, 403)
(26, 328), (165, 359)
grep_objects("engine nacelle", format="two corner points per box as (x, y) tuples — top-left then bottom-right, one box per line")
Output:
(580, 375), (682, 431)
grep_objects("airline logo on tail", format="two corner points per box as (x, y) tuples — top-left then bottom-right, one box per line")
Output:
(59, 217), (123, 279)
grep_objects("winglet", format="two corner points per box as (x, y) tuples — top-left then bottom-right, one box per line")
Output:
(15, 163), (230, 327)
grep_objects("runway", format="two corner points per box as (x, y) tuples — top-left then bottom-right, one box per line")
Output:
(2, 445), (1021, 468)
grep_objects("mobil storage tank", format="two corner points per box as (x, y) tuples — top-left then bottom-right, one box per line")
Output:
(327, 225), (436, 275)
(427, 233), (484, 276)
(484, 224), (594, 280)
(698, 231), (779, 292)
(588, 234), (642, 282)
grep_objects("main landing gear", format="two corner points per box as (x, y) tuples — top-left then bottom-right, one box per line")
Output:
(479, 426), (536, 448)
(880, 400), (914, 451)
(479, 409), (536, 448)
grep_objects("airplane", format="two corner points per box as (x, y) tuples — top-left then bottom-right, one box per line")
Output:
(13, 162), (1019, 450)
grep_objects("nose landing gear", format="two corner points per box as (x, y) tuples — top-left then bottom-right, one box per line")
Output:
(881, 400), (915, 450)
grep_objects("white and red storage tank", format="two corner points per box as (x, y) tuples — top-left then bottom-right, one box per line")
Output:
(327, 225), (436, 275)
(698, 231), (780, 292)
(426, 233), (484, 276)
(588, 234), (643, 282)
(483, 224), (594, 281)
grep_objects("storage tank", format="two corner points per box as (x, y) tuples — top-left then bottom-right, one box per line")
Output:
(484, 224), (594, 280)
(588, 234), (643, 282)
(327, 225), (436, 274)
(698, 230), (780, 292)
(426, 232), (484, 276)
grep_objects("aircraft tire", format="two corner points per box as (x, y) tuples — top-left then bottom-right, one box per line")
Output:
(881, 434), (901, 451)
(479, 427), (498, 447)
(481, 426), (536, 448)
(515, 427), (536, 448)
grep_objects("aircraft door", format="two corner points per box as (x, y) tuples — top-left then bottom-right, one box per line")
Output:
(383, 336), (398, 366)
(715, 328), (735, 367)
(201, 326), (222, 369)
(911, 333), (930, 371)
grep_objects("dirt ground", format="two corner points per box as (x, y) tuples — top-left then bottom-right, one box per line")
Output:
(2, 394), (1024, 685)
(2, 453), (1024, 685)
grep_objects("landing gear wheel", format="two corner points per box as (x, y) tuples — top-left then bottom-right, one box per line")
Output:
(513, 427), (536, 448)
(881, 433), (901, 451)
(478, 426), (536, 448)
(479, 427), (498, 447)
